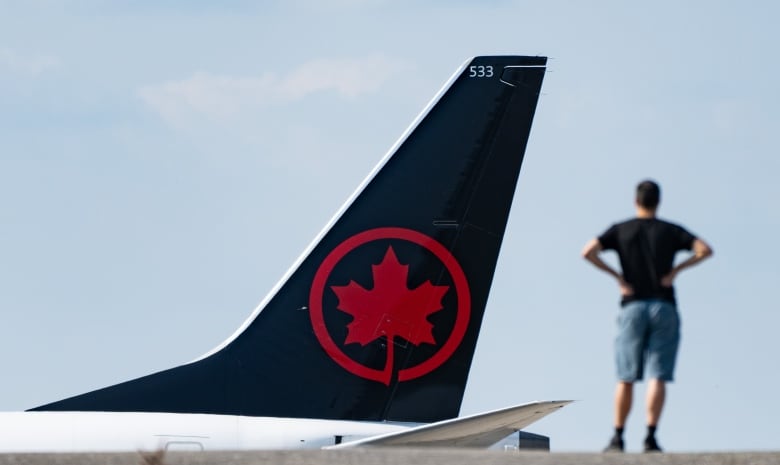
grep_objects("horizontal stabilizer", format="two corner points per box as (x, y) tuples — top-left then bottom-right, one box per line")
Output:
(328, 400), (571, 449)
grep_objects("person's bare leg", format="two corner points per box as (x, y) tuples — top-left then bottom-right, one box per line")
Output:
(644, 378), (665, 451)
(604, 381), (633, 451)
(646, 378), (665, 426)
(615, 381), (633, 427)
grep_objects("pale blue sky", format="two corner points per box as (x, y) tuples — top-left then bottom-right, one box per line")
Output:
(1, 0), (778, 453)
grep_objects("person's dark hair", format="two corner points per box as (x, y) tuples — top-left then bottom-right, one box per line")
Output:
(636, 180), (660, 209)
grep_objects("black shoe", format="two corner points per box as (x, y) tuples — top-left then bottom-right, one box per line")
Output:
(644, 436), (663, 453)
(603, 436), (624, 453)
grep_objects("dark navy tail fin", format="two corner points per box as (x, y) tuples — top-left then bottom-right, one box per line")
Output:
(32, 56), (547, 423)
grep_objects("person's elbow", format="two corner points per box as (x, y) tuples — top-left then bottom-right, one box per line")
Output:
(581, 238), (602, 261)
(694, 239), (714, 258)
(582, 249), (596, 261)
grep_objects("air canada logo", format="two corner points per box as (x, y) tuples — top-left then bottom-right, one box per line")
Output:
(309, 227), (471, 385)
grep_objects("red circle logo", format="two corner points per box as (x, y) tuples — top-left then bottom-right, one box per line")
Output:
(309, 227), (471, 385)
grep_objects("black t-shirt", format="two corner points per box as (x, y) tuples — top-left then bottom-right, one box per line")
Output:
(598, 218), (696, 305)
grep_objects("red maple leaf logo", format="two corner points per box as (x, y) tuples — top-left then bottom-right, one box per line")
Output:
(330, 246), (450, 372)
(310, 227), (472, 384)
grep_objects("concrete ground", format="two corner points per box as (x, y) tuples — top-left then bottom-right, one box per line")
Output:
(1, 449), (779, 465)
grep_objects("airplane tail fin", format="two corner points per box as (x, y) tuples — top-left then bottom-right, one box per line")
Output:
(32, 56), (547, 423)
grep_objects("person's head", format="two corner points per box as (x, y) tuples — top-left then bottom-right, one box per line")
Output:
(635, 179), (660, 211)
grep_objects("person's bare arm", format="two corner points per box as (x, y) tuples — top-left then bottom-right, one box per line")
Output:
(661, 238), (714, 286)
(581, 238), (634, 296)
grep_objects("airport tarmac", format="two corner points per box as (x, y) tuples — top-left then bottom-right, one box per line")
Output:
(1, 449), (779, 465)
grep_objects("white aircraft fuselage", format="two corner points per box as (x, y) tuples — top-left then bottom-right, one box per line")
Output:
(0, 411), (408, 452)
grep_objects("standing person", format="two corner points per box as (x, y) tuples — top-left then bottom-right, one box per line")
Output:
(581, 180), (713, 453)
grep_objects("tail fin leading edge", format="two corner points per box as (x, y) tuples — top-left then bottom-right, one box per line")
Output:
(33, 56), (547, 423)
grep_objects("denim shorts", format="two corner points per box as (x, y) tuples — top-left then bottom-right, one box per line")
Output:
(616, 300), (680, 382)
